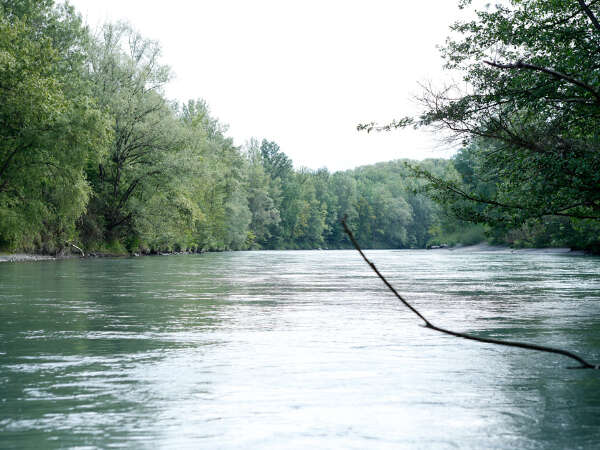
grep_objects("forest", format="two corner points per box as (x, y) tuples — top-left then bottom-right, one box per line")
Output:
(1, 0), (599, 254)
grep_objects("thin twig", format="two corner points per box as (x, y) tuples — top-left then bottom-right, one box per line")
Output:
(341, 217), (598, 369)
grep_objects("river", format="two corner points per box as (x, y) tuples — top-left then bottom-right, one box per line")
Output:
(1, 249), (599, 448)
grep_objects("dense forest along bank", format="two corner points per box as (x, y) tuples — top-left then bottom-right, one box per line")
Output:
(0, 242), (589, 264)
(4, 1), (600, 256)
(1, 250), (599, 448)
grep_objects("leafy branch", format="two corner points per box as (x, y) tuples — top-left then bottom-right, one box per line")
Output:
(483, 60), (600, 103)
(356, 117), (414, 133)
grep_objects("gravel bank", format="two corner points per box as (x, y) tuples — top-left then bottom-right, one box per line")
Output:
(0, 254), (56, 263)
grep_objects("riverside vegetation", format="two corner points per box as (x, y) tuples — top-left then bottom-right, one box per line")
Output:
(1, 0), (599, 255)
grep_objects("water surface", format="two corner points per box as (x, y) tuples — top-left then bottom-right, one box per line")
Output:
(1, 250), (599, 448)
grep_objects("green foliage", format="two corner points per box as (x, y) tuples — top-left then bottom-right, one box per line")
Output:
(240, 157), (466, 250)
(0, 2), (109, 252)
(8, 1), (596, 255)
(260, 139), (293, 181)
(244, 139), (280, 248)
(379, 0), (600, 252)
(82, 22), (181, 246)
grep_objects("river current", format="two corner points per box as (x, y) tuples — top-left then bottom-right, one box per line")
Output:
(1, 249), (599, 448)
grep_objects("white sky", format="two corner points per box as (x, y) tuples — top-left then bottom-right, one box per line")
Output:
(69, 0), (466, 171)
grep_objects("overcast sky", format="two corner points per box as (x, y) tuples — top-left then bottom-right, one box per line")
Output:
(70, 0), (466, 171)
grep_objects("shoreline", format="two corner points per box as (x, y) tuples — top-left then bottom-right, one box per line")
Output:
(0, 245), (591, 263)
(444, 243), (586, 254)
(0, 254), (58, 263)
(0, 250), (201, 263)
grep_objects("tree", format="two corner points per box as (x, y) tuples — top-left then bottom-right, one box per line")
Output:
(325, 172), (359, 247)
(0, 1), (109, 252)
(372, 0), (600, 229)
(260, 139), (293, 181)
(244, 139), (280, 248)
(179, 99), (252, 251)
(256, 139), (293, 247)
(84, 22), (182, 246)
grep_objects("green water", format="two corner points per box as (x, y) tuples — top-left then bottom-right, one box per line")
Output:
(1, 250), (599, 448)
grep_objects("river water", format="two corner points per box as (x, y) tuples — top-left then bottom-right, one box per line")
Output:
(1, 249), (599, 449)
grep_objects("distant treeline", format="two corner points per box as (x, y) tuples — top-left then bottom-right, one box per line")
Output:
(0, 1), (449, 254)
(2, 1), (597, 254)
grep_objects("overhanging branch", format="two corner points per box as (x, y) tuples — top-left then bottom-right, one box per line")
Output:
(484, 60), (600, 103)
(577, 0), (600, 34)
(341, 217), (598, 369)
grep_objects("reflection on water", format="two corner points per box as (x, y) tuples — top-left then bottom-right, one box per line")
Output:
(1, 250), (599, 448)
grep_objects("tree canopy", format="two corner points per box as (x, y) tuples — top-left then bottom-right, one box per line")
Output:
(2, 0), (598, 254)
(0, 1), (109, 252)
(369, 0), (600, 233)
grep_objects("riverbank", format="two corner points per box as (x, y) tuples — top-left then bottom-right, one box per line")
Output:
(0, 250), (199, 263)
(443, 243), (587, 255)
(0, 245), (591, 263)
(0, 254), (57, 263)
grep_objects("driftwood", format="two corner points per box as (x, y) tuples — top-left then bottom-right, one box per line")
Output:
(341, 218), (598, 370)
(66, 241), (85, 257)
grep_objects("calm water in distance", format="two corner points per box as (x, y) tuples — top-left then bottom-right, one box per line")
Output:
(1, 249), (600, 449)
